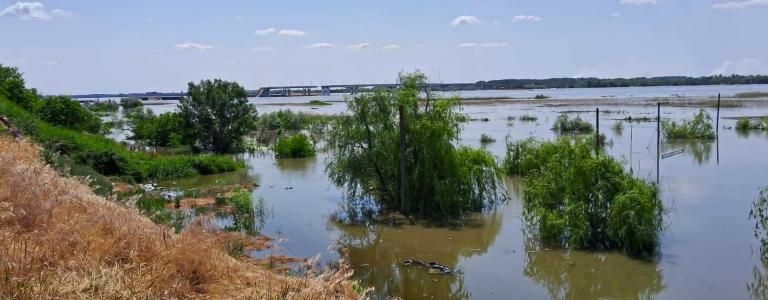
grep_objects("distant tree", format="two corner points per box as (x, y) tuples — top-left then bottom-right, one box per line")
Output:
(0, 64), (40, 111)
(179, 79), (257, 153)
(37, 96), (101, 133)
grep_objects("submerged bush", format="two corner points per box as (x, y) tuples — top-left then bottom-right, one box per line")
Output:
(480, 133), (496, 143)
(85, 100), (119, 113)
(274, 133), (316, 158)
(128, 110), (188, 147)
(327, 72), (508, 221)
(737, 117), (768, 131)
(119, 97), (143, 108)
(662, 109), (716, 140)
(751, 187), (768, 260)
(520, 115), (538, 122)
(507, 138), (663, 256)
(552, 114), (593, 133)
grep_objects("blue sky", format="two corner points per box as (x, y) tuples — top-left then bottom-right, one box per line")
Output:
(1, 0), (767, 94)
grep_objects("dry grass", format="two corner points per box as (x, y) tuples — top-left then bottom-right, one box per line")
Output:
(0, 136), (364, 299)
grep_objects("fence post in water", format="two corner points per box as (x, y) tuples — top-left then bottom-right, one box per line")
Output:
(716, 93), (721, 164)
(656, 102), (661, 184)
(399, 104), (407, 214)
(595, 108), (600, 153)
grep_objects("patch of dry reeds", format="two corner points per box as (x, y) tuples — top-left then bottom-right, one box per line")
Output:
(0, 136), (363, 299)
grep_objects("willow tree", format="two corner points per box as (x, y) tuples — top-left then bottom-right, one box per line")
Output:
(326, 72), (507, 221)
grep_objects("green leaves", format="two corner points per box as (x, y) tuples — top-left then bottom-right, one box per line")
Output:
(662, 109), (716, 140)
(179, 79), (257, 153)
(327, 72), (507, 221)
(274, 133), (316, 158)
(514, 138), (663, 256)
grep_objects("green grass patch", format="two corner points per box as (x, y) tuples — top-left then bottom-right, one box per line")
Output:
(308, 100), (332, 106)
(274, 133), (316, 158)
(662, 109), (716, 140)
(736, 117), (768, 131)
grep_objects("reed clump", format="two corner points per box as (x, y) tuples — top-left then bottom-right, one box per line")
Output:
(0, 136), (361, 299)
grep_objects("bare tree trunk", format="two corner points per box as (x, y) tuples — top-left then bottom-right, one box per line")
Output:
(399, 104), (407, 214)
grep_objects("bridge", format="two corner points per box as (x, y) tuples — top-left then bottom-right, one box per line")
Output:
(256, 84), (401, 97)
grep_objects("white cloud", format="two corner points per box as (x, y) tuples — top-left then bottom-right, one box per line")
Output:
(175, 42), (215, 52)
(306, 42), (335, 50)
(611, 12), (621, 17)
(0, 2), (72, 20)
(278, 29), (306, 37)
(382, 44), (400, 51)
(512, 15), (542, 22)
(254, 28), (276, 35)
(50, 9), (72, 17)
(711, 58), (764, 75)
(250, 46), (276, 52)
(450, 15), (482, 27)
(347, 43), (371, 50)
(712, 0), (768, 9)
(620, 0), (657, 5)
(459, 42), (509, 48)
(43, 60), (59, 66)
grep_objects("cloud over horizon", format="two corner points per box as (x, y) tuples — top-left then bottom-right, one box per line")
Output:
(0, 2), (72, 20)
(511, 15), (542, 22)
(450, 15), (482, 27)
(254, 28), (276, 35)
(278, 29), (306, 37)
(175, 42), (214, 52)
(306, 42), (335, 50)
(712, 0), (768, 9)
(459, 42), (509, 48)
(620, 0), (657, 5)
(348, 43), (371, 50)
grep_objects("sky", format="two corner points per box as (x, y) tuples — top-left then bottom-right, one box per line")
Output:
(1, 0), (767, 94)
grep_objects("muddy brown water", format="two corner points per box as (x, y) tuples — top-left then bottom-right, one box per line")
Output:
(147, 99), (768, 299)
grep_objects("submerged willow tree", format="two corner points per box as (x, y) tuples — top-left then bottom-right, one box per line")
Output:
(326, 72), (507, 221)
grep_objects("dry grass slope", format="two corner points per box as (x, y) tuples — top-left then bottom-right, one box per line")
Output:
(0, 136), (362, 299)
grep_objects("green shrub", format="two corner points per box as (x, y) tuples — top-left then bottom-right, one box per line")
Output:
(308, 100), (332, 106)
(85, 100), (119, 113)
(119, 97), (143, 108)
(737, 118), (767, 131)
(127, 111), (188, 147)
(219, 188), (256, 234)
(514, 138), (663, 256)
(552, 114), (593, 133)
(622, 116), (655, 123)
(274, 133), (316, 158)
(480, 133), (496, 143)
(534, 94), (550, 99)
(38, 96), (102, 133)
(662, 109), (716, 140)
(0, 94), (239, 183)
(750, 187), (768, 260)
(520, 115), (538, 122)
(612, 121), (624, 135)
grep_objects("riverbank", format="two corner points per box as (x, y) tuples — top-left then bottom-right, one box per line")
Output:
(0, 135), (362, 299)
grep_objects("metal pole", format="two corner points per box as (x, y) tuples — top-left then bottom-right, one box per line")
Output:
(657, 102), (661, 184)
(716, 93), (721, 164)
(399, 105), (407, 214)
(595, 108), (600, 152)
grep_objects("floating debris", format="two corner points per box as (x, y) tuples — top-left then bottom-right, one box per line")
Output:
(403, 259), (462, 275)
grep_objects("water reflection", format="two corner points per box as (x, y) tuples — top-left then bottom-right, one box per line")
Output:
(331, 210), (504, 299)
(662, 140), (714, 165)
(523, 240), (664, 300)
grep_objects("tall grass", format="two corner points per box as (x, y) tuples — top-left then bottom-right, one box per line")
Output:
(551, 114), (593, 133)
(0, 136), (361, 299)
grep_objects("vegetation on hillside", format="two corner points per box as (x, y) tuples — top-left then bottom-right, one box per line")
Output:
(0, 64), (240, 183)
(504, 138), (664, 256)
(662, 109), (716, 140)
(327, 72), (508, 221)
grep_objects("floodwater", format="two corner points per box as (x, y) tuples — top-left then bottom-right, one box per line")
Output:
(139, 88), (768, 299)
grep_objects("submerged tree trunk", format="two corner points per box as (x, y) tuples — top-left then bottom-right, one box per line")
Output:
(399, 104), (407, 214)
